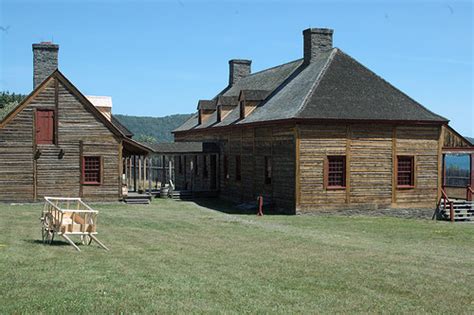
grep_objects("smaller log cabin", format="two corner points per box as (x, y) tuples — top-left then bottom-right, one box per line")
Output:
(0, 43), (149, 202)
(173, 28), (474, 214)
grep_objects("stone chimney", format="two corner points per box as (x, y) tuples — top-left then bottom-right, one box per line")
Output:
(229, 59), (251, 85)
(32, 42), (59, 88)
(303, 28), (333, 64)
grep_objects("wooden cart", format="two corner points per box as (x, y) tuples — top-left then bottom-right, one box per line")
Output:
(40, 197), (109, 252)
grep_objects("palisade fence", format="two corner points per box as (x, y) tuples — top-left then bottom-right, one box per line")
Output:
(125, 155), (175, 191)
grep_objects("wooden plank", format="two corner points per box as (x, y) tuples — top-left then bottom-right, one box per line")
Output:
(54, 78), (59, 145)
(295, 126), (300, 208)
(392, 126), (397, 205)
(437, 126), (445, 201)
(79, 140), (83, 198)
(346, 125), (351, 204)
(33, 108), (37, 201)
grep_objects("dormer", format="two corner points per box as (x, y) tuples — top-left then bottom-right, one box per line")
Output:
(197, 100), (216, 125)
(216, 96), (238, 123)
(238, 90), (270, 120)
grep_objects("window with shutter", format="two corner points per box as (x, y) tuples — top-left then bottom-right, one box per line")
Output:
(35, 109), (55, 145)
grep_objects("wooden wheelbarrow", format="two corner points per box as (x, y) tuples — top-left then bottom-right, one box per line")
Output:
(40, 197), (109, 252)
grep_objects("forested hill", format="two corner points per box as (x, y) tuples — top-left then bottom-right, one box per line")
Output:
(114, 113), (193, 143)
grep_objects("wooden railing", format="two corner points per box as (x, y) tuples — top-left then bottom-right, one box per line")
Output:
(467, 186), (473, 201)
(436, 188), (454, 222)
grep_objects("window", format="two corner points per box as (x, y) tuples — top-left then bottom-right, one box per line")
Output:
(265, 156), (272, 185)
(35, 109), (54, 144)
(223, 155), (229, 179)
(444, 154), (470, 187)
(83, 156), (101, 185)
(235, 155), (241, 181)
(397, 156), (414, 187)
(193, 156), (199, 176)
(203, 155), (208, 178)
(326, 156), (346, 188)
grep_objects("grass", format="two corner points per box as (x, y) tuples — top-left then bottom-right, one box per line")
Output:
(0, 199), (473, 314)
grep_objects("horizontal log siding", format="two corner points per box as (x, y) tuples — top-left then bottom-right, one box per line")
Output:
(297, 124), (441, 212)
(0, 78), (121, 202)
(298, 125), (347, 209)
(0, 79), (40, 201)
(350, 125), (392, 206)
(395, 126), (439, 207)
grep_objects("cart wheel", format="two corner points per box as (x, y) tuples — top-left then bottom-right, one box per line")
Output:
(42, 214), (54, 245)
(81, 234), (92, 246)
(42, 228), (54, 245)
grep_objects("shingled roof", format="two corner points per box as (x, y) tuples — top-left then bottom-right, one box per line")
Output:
(174, 29), (448, 133)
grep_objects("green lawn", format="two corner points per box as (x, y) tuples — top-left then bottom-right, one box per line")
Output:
(0, 199), (473, 314)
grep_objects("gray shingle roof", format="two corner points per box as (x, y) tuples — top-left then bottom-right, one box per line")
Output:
(197, 100), (216, 110)
(466, 137), (474, 146)
(174, 48), (448, 133)
(240, 89), (271, 101)
(148, 142), (219, 153)
(297, 50), (448, 122)
(217, 95), (239, 106)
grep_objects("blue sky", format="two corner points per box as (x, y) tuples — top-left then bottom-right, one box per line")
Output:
(1, 0), (472, 136)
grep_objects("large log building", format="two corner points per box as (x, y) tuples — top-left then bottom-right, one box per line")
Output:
(0, 43), (149, 202)
(173, 28), (473, 214)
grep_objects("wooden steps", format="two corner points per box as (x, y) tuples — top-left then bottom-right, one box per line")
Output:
(170, 190), (193, 200)
(169, 190), (219, 200)
(438, 200), (473, 221)
(123, 193), (152, 204)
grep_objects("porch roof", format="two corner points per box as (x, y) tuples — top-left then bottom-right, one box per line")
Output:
(148, 142), (219, 154)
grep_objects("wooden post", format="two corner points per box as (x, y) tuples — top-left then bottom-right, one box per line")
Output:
(133, 155), (137, 192)
(148, 157), (152, 194)
(169, 157), (173, 185)
(33, 109), (37, 202)
(346, 125), (351, 204)
(449, 201), (454, 222)
(392, 126), (397, 205)
(138, 156), (142, 190)
(437, 126), (445, 202)
(162, 155), (166, 187)
(118, 141), (123, 198)
(79, 140), (83, 198)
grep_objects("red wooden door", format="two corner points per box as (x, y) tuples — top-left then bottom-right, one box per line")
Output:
(36, 110), (54, 144)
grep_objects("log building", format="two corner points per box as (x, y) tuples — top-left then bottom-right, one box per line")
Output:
(0, 43), (149, 202)
(173, 28), (474, 214)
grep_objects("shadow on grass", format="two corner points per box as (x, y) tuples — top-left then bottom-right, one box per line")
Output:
(190, 198), (289, 216)
(26, 239), (73, 247)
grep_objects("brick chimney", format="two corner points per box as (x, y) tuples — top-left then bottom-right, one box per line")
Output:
(229, 59), (251, 85)
(32, 42), (59, 88)
(303, 28), (333, 64)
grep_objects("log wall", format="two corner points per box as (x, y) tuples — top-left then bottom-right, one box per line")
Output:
(297, 123), (441, 212)
(0, 77), (121, 202)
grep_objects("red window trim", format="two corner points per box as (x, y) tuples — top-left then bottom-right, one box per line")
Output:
(324, 156), (346, 189)
(82, 156), (102, 185)
(397, 155), (415, 189)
